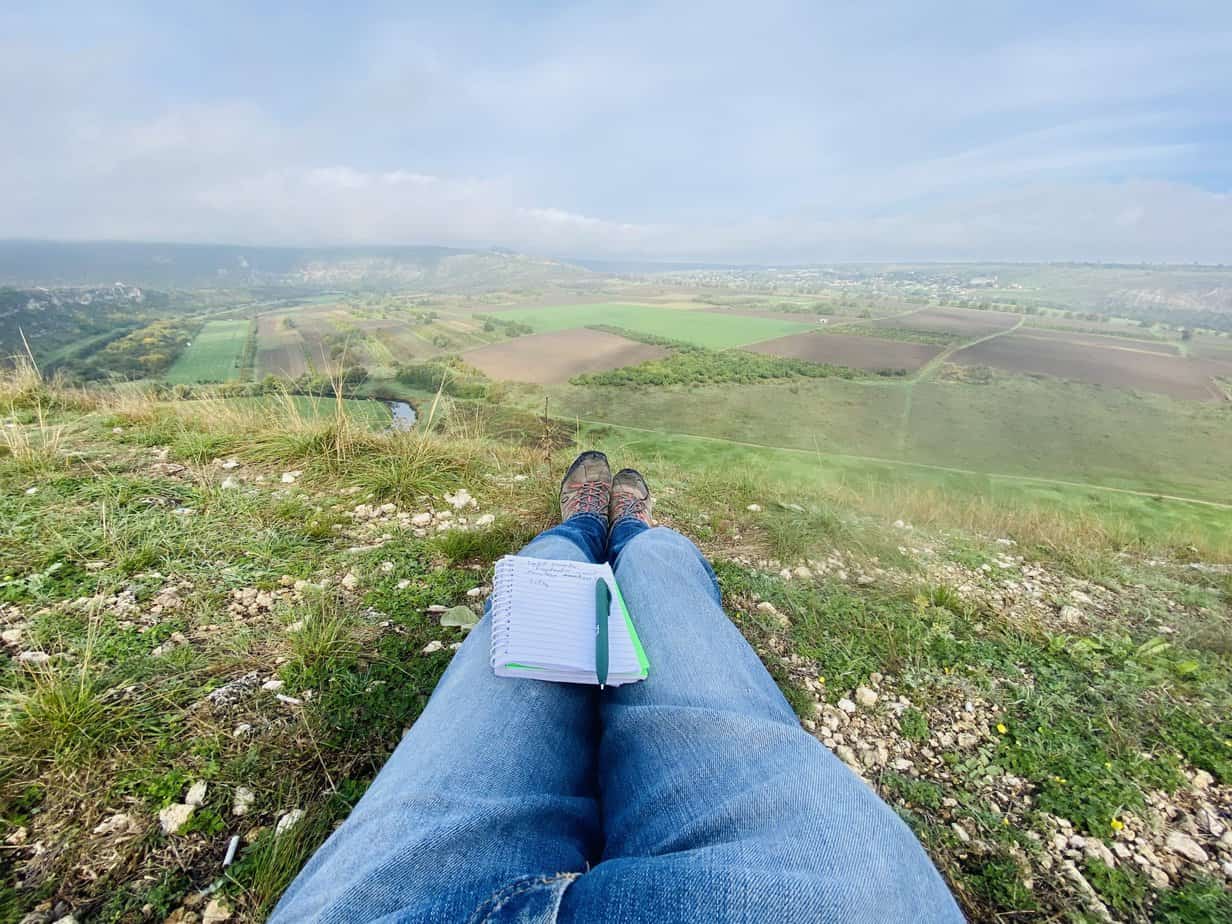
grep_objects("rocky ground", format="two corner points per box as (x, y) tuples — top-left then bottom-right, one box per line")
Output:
(2, 393), (1230, 922)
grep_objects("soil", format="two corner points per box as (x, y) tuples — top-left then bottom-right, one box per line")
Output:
(955, 333), (1224, 401)
(746, 331), (943, 371)
(462, 329), (670, 383)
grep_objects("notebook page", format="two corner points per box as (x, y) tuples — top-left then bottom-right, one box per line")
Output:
(493, 557), (641, 678)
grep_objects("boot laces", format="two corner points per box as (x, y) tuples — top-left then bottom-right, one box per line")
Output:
(614, 493), (647, 521)
(571, 480), (607, 514)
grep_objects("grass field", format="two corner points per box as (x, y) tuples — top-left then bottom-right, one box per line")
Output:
(494, 303), (813, 348)
(165, 320), (252, 384)
(542, 374), (1232, 502)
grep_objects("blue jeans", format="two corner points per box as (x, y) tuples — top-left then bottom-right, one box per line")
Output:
(272, 516), (962, 923)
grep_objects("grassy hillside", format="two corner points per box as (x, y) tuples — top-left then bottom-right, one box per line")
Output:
(1, 366), (1230, 923)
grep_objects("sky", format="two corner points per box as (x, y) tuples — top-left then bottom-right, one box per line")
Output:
(2, 1), (1231, 263)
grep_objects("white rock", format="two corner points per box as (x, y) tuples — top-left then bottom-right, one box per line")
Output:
(1059, 605), (1083, 625)
(891, 757), (914, 771)
(444, 489), (475, 509)
(1165, 831), (1209, 864)
(220, 459), (240, 470)
(396, 578), (412, 590)
(466, 587), (485, 598)
(220, 476), (240, 490)
(340, 572), (359, 591)
(92, 813), (136, 836)
(956, 732), (979, 749)
(185, 781), (208, 807)
(1, 628), (21, 644)
(25, 486), (38, 495)
(261, 679), (284, 692)
(17, 650), (50, 665)
(835, 745), (858, 767)
(275, 808), (305, 837)
(475, 513), (496, 526)
(232, 723), (253, 738)
(158, 803), (195, 835)
(756, 601), (778, 614)
(281, 470), (303, 484)
(951, 822), (971, 844)
(202, 897), (233, 924)
(746, 504), (762, 512)
(837, 698), (857, 714)
(854, 686), (878, 708)
(232, 787), (255, 817)
(793, 566), (813, 579)
(379, 560), (395, 573)
(1192, 769), (1214, 790)
(411, 512), (433, 526)
(422, 640), (444, 654)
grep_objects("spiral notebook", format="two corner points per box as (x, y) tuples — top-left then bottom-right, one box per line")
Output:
(489, 556), (650, 687)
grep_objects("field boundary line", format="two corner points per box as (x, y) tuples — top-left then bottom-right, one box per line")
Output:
(569, 416), (1232, 511)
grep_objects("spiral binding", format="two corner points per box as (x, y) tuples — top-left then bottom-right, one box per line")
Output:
(488, 560), (515, 667)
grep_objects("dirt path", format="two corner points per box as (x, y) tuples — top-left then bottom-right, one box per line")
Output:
(893, 316), (1025, 455)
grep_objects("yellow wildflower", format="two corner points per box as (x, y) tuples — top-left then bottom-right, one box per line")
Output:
(1110, 819), (1124, 832)
(996, 723), (1008, 735)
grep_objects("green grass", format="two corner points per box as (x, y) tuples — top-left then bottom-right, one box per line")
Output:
(165, 319), (252, 384)
(544, 371), (1232, 504)
(495, 303), (813, 349)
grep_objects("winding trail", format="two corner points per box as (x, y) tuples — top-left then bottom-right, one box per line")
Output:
(893, 316), (1025, 455)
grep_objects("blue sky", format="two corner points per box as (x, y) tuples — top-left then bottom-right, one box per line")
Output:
(3, 1), (1230, 262)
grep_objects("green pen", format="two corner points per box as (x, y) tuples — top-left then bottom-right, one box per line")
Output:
(594, 578), (610, 689)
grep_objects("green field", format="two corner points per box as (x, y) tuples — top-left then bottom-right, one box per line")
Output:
(541, 373), (1232, 503)
(495, 303), (813, 348)
(212, 394), (393, 427)
(166, 319), (252, 383)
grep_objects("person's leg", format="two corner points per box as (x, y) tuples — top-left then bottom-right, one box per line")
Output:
(271, 472), (613, 923)
(565, 523), (962, 923)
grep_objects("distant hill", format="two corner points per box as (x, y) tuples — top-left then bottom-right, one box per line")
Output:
(0, 240), (594, 291)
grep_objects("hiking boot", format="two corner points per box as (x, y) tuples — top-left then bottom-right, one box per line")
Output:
(559, 451), (611, 523)
(610, 468), (652, 526)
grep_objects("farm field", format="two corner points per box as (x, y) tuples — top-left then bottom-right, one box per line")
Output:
(871, 306), (1020, 337)
(463, 329), (669, 383)
(954, 332), (1222, 400)
(255, 315), (308, 379)
(701, 307), (829, 323)
(746, 331), (942, 372)
(1009, 327), (1180, 355)
(544, 374), (1232, 500)
(492, 302), (814, 348)
(164, 319), (251, 384)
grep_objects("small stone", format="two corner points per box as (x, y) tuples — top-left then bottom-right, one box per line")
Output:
(17, 650), (50, 665)
(92, 813), (136, 836)
(475, 513), (495, 526)
(465, 587), (485, 598)
(1165, 831), (1209, 864)
(275, 808), (305, 837)
(835, 745), (858, 767)
(280, 470), (302, 484)
(951, 822), (971, 844)
(746, 504), (762, 512)
(158, 803), (195, 835)
(956, 732), (979, 749)
(184, 781), (208, 807)
(1059, 605), (1083, 625)
(396, 579), (411, 590)
(854, 686), (878, 708)
(261, 679), (284, 692)
(793, 566), (813, 579)
(340, 572), (359, 591)
(756, 601), (778, 615)
(837, 698), (857, 714)
(232, 723), (253, 738)
(411, 512), (432, 526)
(232, 787), (255, 817)
(891, 757), (914, 771)
(1191, 769), (1214, 790)
(1, 628), (21, 644)
(220, 476), (240, 490)
(201, 898), (233, 924)
(422, 640), (444, 654)
(444, 489), (474, 509)
(24, 487), (38, 495)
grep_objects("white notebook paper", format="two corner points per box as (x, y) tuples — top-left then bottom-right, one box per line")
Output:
(489, 556), (649, 687)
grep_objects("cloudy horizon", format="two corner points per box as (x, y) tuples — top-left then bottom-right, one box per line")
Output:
(3, 2), (1231, 264)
